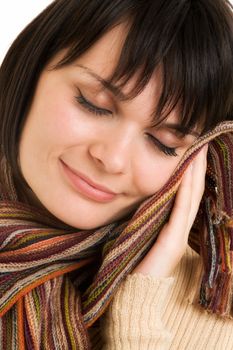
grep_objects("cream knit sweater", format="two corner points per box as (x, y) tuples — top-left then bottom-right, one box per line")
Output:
(100, 244), (233, 349)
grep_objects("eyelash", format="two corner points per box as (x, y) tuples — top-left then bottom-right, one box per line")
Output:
(75, 92), (178, 157)
(76, 92), (112, 116)
(146, 135), (178, 157)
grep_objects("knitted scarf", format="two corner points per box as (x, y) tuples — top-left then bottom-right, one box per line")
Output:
(0, 120), (233, 349)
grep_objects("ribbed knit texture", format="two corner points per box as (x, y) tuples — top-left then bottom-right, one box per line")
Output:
(101, 244), (233, 349)
(101, 274), (174, 349)
(0, 121), (232, 348)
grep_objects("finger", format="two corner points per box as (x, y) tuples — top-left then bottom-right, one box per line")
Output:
(165, 159), (193, 239)
(157, 144), (208, 246)
(187, 145), (208, 229)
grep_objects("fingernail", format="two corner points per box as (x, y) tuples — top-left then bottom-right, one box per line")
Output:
(203, 144), (209, 153)
(186, 163), (193, 174)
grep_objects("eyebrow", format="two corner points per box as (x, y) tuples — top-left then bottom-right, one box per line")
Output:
(75, 64), (200, 138)
(75, 63), (126, 100)
(160, 123), (200, 138)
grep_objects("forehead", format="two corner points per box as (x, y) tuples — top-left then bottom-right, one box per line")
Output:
(46, 25), (200, 137)
(48, 25), (163, 105)
(76, 23), (129, 78)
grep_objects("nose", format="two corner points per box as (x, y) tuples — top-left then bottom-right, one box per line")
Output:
(88, 127), (134, 174)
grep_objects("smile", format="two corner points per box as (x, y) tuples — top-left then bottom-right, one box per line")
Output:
(59, 160), (118, 203)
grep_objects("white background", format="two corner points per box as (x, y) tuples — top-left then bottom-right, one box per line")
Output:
(0, 0), (233, 63)
(0, 1), (53, 63)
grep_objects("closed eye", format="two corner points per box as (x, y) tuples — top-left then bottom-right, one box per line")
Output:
(146, 134), (178, 157)
(75, 90), (112, 116)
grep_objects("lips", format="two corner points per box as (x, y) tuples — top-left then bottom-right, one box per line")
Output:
(60, 159), (118, 202)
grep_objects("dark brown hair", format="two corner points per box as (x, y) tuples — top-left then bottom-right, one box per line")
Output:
(0, 0), (232, 200)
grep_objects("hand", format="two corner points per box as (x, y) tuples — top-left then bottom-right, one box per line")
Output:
(132, 144), (208, 278)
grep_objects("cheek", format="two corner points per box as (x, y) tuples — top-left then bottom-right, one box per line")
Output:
(27, 92), (92, 153)
(135, 155), (179, 196)
(41, 86), (106, 148)
(40, 95), (78, 142)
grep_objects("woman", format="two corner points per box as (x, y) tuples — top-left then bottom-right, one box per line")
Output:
(0, 0), (232, 349)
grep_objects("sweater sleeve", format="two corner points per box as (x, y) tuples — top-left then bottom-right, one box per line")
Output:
(100, 272), (174, 350)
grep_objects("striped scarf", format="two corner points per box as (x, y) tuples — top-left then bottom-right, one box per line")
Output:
(0, 120), (233, 349)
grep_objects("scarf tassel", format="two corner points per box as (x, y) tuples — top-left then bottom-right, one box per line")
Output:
(199, 196), (233, 317)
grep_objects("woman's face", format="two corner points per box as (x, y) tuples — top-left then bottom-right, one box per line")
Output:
(18, 25), (198, 229)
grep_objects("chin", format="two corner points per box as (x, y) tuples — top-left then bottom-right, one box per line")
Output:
(48, 210), (110, 230)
